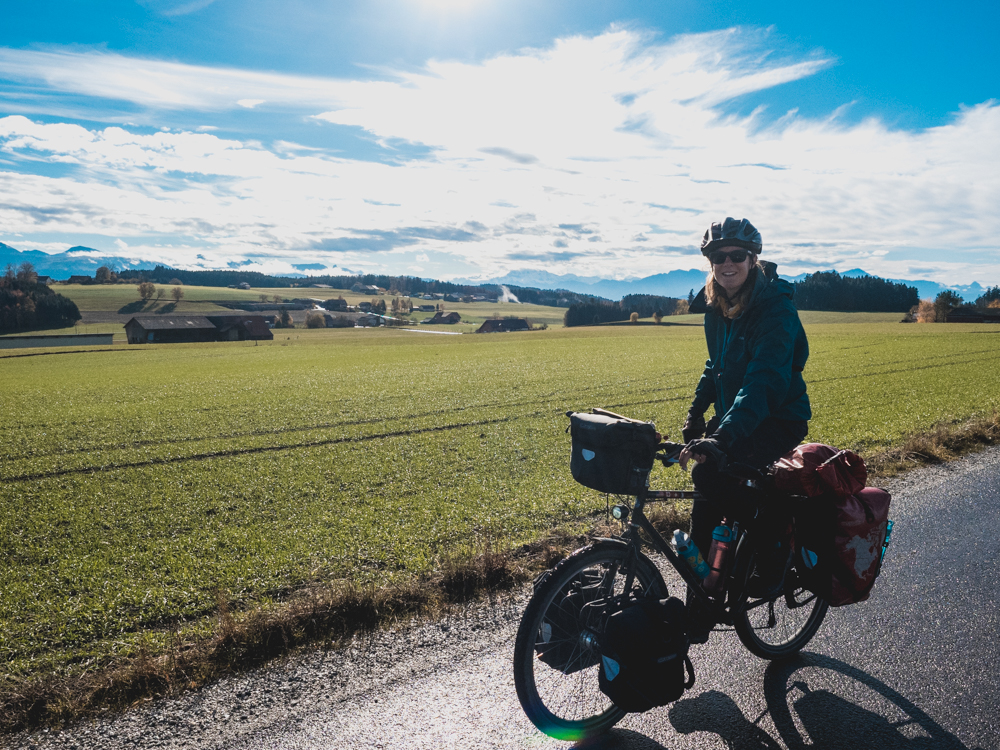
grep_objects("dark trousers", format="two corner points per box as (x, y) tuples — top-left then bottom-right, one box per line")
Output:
(689, 418), (808, 556)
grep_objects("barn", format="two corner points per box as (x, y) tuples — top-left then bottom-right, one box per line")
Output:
(125, 315), (273, 344)
(476, 318), (530, 333)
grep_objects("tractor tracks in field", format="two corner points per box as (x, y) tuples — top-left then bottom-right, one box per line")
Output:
(4, 416), (524, 483)
(3, 390), (697, 483)
(2, 385), (695, 467)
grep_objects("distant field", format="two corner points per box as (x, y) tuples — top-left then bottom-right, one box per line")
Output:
(2, 321), (999, 681)
(41, 283), (569, 330)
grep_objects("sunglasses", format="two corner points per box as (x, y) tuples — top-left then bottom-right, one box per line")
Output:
(708, 249), (751, 265)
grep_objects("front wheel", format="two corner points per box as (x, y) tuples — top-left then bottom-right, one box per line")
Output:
(513, 541), (666, 741)
(733, 570), (829, 659)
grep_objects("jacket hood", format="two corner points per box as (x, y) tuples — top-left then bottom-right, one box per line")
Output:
(688, 260), (791, 314)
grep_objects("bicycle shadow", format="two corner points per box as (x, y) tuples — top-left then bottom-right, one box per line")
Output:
(570, 653), (980, 750)
(761, 653), (982, 750)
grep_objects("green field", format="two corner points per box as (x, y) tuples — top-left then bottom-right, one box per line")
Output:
(2, 321), (999, 682)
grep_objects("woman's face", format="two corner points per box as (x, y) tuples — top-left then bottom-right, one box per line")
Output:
(711, 246), (753, 294)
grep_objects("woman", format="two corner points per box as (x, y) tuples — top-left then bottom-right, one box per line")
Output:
(679, 217), (811, 627)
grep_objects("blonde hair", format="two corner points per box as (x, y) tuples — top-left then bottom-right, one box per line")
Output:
(704, 258), (764, 319)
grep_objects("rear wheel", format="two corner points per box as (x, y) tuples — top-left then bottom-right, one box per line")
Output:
(513, 541), (666, 741)
(733, 565), (829, 659)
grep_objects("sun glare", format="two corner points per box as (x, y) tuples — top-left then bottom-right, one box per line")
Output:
(418, 0), (482, 10)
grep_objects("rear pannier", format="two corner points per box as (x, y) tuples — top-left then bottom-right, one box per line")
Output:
(567, 411), (659, 495)
(772, 443), (893, 607)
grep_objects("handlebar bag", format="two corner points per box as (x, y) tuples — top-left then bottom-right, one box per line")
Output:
(568, 412), (659, 495)
(793, 487), (892, 607)
(534, 568), (605, 674)
(598, 597), (695, 713)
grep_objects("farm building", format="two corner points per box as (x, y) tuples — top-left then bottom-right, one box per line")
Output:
(125, 315), (273, 343)
(476, 318), (530, 333)
(67, 275), (91, 284)
(422, 311), (461, 324)
(946, 310), (1000, 323)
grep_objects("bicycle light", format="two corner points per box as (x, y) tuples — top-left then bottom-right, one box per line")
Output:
(611, 504), (629, 522)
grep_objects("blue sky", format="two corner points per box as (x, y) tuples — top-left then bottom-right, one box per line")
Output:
(1, 0), (998, 284)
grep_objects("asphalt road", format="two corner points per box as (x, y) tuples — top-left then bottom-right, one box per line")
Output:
(11, 448), (999, 750)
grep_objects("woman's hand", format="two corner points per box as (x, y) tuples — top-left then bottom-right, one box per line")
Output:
(678, 444), (707, 471)
(679, 437), (728, 471)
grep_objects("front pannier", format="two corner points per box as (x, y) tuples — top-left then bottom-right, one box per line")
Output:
(598, 597), (695, 713)
(568, 411), (659, 495)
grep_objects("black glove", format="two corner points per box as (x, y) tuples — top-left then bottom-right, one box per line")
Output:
(684, 437), (728, 470)
(681, 411), (706, 443)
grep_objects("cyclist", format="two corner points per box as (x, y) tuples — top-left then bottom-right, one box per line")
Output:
(678, 217), (811, 633)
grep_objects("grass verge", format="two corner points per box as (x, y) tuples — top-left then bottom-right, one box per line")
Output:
(3, 412), (999, 735)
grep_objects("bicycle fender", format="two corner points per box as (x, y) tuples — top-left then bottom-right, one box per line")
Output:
(547, 540), (668, 598)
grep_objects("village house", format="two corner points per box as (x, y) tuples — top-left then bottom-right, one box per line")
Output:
(422, 311), (461, 324)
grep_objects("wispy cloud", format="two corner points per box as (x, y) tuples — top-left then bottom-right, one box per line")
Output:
(0, 28), (997, 283)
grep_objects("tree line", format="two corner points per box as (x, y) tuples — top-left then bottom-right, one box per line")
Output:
(1, 263), (81, 332)
(792, 271), (918, 312)
(564, 294), (684, 327)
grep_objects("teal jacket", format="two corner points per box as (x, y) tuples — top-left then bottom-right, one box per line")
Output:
(689, 261), (811, 445)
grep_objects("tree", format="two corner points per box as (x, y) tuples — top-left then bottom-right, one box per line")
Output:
(373, 298), (387, 314)
(169, 278), (182, 285)
(305, 311), (325, 328)
(975, 286), (1000, 308)
(95, 266), (113, 283)
(653, 310), (663, 324)
(137, 281), (156, 301)
(155, 287), (165, 301)
(275, 309), (294, 328)
(0, 272), (80, 332)
(629, 312), (639, 323)
(916, 299), (936, 323)
(933, 290), (963, 322)
(16, 262), (37, 284)
(171, 285), (184, 303)
(272, 294), (282, 304)
(259, 293), (269, 302)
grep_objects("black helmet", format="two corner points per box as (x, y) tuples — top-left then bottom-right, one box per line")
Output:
(701, 217), (762, 256)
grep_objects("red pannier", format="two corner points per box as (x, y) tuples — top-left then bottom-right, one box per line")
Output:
(772, 443), (892, 607)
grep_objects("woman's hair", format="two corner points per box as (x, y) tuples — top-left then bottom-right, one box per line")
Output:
(704, 257), (765, 319)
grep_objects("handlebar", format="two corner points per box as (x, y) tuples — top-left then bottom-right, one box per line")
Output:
(656, 440), (768, 482)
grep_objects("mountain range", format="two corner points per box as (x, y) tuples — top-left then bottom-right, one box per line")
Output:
(0, 242), (990, 303)
(467, 268), (990, 304)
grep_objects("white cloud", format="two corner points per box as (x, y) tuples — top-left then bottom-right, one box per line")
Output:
(0, 29), (998, 284)
(237, 99), (265, 109)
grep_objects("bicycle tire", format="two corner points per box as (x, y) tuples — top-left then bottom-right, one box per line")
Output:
(732, 570), (829, 660)
(513, 541), (667, 741)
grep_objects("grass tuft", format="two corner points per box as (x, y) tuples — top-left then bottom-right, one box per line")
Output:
(866, 409), (1000, 477)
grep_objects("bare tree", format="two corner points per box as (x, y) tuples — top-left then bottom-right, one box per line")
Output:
(272, 294), (282, 304)
(16, 262), (37, 284)
(259, 293), (269, 303)
(155, 287), (165, 301)
(171, 285), (184, 303)
(137, 281), (156, 301)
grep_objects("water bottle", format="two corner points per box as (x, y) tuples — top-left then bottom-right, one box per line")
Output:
(702, 523), (734, 594)
(881, 519), (895, 560)
(673, 529), (709, 579)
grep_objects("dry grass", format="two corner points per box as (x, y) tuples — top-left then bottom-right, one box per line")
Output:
(866, 409), (1000, 477)
(5, 410), (999, 734)
(0, 525), (592, 734)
